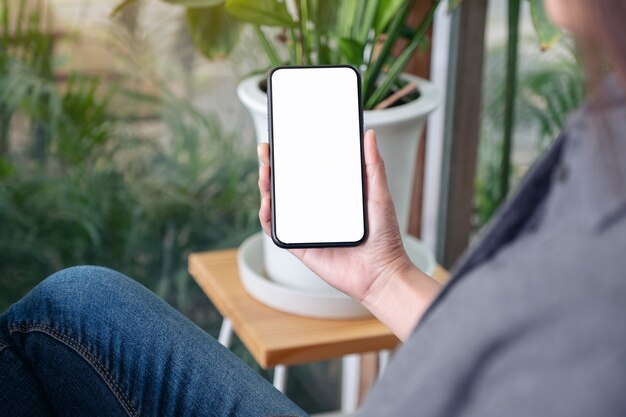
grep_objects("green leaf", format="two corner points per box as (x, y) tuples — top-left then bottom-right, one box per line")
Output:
(314, 0), (339, 32)
(499, 0), (521, 200)
(374, 0), (406, 33)
(163, 0), (225, 7)
(365, 0), (441, 108)
(355, 0), (379, 42)
(224, 0), (296, 27)
(186, 6), (242, 59)
(527, 0), (561, 50)
(110, 0), (140, 17)
(336, 0), (358, 38)
(362, 0), (414, 99)
(253, 25), (281, 66)
(338, 38), (365, 66)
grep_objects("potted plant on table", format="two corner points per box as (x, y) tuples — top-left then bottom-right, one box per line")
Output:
(114, 0), (442, 303)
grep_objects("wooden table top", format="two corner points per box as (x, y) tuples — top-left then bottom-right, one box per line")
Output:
(188, 249), (449, 368)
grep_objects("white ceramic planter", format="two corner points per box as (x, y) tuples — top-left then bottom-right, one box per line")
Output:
(238, 73), (439, 292)
(237, 232), (436, 319)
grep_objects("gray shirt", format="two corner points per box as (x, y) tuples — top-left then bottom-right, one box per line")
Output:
(361, 75), (626, 417)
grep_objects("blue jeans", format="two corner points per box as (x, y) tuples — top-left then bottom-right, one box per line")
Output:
(0, 266), (308, 417)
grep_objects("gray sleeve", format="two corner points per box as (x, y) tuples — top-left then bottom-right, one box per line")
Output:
(461, 296), (626, 417)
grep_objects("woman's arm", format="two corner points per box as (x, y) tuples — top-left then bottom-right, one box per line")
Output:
(361, 259), (441, 341)
(257, 130), (441, 341)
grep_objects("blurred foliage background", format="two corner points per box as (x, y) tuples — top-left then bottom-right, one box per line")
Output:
(0, 0), (339, 412)
(473, 2), (584, 230)
(0, 0), (585, 413)
(0, 0), (261, 311)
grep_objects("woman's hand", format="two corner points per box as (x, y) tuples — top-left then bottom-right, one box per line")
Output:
(258, 130), (440, 340)
(258, 130), (408, 301)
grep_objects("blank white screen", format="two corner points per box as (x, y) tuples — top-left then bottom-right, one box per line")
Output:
(270, 67), (365, 245)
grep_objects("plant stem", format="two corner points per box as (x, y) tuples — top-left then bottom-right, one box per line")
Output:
(289, 27), (302, 65)
(283, 29), (296, 63)
(374, 82), (417, 110)
(362, 0), (414, 101)
(299, 0), (310, 65)
(253, 25), (281, 67)
(365, 0), (441, 109)
(356, 0), (379, 44)
(310, 0), (322, 64)
(500, 0), (521, 201)
(352, 0), (366, 39)
(334, 0), (355, 63)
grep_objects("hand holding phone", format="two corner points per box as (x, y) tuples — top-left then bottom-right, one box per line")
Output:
(259, 131), (442, 340)
(258, 129), (409, 300)
(267, 65), (367, 248)
(260, 67), (441, 339)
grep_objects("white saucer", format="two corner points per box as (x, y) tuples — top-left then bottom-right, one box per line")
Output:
(237, 232), (436, 320)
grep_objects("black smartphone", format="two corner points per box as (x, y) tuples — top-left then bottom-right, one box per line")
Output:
(267, 65), (367, 249)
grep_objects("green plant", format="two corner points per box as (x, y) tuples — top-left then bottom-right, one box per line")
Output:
(1, 3), (335, 411)
(474, 134), (503, 228)
(436, 1), (564, 229)
(0, 0), (54, 156)
(498, 0), (561, 201)
(517, 43), (584, 147)
(125, 96), (260, 304)
(113, 0), (442, 109)
(0, 1), (260, 313)
(467, 0), (558, 208)
(474, 38), (584, 229)
(0, 99), (259, 306)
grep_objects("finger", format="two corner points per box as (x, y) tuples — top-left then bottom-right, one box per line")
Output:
(258, 163), (270, 199)
(257, 142), (270, 166)
(364, 129), (380, 167)
(259, 196), (271, 236)
(363, 129), (390, 198)
(257, 142), (272, 235)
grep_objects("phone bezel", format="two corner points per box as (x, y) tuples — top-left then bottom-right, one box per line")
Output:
(267, 65), (368, 249)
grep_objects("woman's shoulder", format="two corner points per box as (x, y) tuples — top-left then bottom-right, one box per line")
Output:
(560, 73), (626, 231)
(565, 73), (626, 137)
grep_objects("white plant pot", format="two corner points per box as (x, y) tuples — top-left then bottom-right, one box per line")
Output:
(238, 73), (439, 293)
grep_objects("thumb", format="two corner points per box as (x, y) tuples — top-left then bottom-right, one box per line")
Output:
(364, 129), (392, 204)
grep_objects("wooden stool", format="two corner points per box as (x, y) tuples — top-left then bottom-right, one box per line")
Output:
(188, 249), (449, 414)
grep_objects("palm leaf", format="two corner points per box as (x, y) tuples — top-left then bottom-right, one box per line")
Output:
(186, 5), (242, 59)
(225, 0), (296, 27)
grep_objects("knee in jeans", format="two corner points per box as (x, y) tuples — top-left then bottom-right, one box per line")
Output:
(24, 266), (134, 316)
(47, 265), (127, 291)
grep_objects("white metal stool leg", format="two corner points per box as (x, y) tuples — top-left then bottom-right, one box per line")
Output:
(219, 318), (288, 393)
(341, 354), (361, 413)
(273, 365), (288, 392)
(378, 349), (391, 378)
(218, 318), (233, 348)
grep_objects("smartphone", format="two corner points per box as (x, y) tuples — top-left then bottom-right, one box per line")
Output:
(267, 65), (367, 248)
